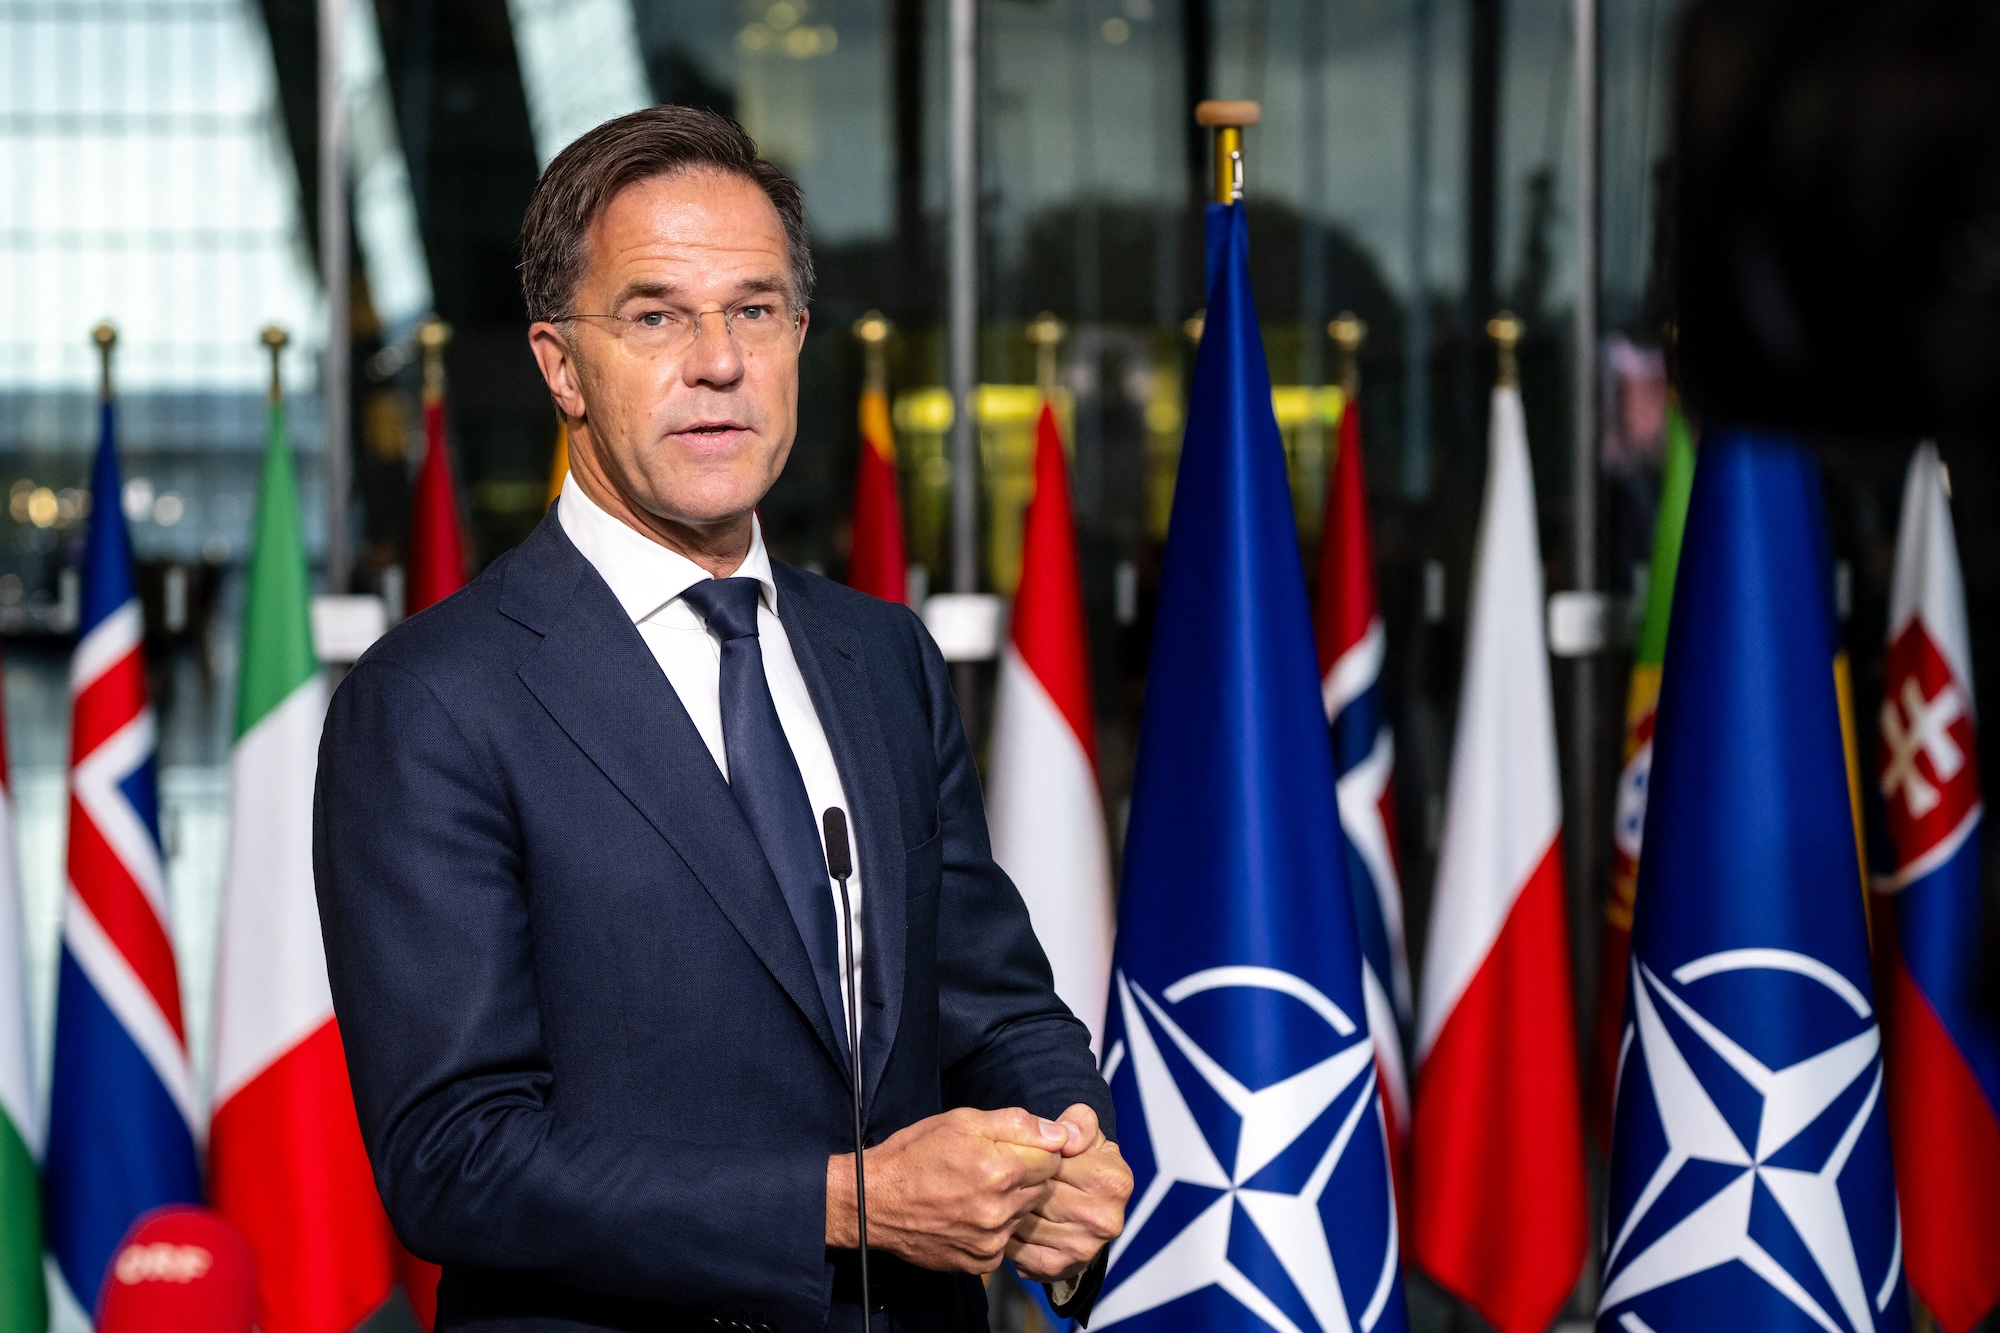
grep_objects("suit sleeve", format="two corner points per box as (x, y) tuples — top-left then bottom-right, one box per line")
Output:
(314, 657), (831, 1317)
(905, 613), (1114, 1135)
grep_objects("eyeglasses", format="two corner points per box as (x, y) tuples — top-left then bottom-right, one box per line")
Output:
(553, 301), (802, 358)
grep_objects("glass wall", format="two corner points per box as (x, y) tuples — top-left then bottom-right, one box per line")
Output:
(2, 1), (1718, 1328)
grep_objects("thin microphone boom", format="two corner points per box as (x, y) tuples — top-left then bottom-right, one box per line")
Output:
(822, 807), (868, 1331)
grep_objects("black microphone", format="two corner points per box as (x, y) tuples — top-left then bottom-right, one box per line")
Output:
(822, 808), (868, 1331)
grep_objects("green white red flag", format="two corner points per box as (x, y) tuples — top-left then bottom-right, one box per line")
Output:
(209, 396), (398, 1332)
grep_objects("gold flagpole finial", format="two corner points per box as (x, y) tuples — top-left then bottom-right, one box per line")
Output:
(417, 316), (452, 404)
(852, 310), (892, 393)
(1025, 312), (1065, 398)
(1328, 312), (1366, 397)
(1184, 310), (1206, 346)
(261, 324), (289, 404)
(1487, 311), (1523, 388)
(92, 322), (118, 402)
(1195, 101), (1261, 206)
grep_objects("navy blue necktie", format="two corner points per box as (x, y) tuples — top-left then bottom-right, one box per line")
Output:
(679, 577), (847, 1063)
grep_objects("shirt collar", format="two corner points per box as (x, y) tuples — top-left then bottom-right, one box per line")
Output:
(557, 472), (779, 625)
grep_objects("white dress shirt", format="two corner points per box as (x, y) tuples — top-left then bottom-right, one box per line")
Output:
(558, 475), (865, 1035)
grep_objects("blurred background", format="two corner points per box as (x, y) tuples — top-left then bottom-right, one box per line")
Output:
(6, 0), (1986, 1330)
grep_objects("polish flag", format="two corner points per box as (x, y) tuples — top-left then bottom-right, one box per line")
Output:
(986, 403), (1114, 1048)
(1313, 393), (1413, 1182)
(1875, 441), (2000, 1333)
(210, 397), (398, 1332)
(1411, 382), (1586, 1333)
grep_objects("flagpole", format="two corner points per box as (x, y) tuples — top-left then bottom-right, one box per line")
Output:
(1329, 311), (1364, 399)
(92, 323), (116, 403)
(946, 0), (978, 598)
(418, 316), (451, 406)
(853, 310), (891, 397)
(1026, 312), (1063, 400)
(320, 0), (351, 594)
(262, 325), (289, 406)
(1195, 100), (1260, 207)
(1487, 310), (1522, 388)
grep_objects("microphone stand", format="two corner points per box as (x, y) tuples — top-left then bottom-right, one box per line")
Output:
(822, 809), (869, 1331)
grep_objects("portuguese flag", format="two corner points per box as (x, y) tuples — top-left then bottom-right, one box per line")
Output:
(0, 637), (43, 1330)
(1588, 401), (1695, 1149)
(210, 397), (398, 1332)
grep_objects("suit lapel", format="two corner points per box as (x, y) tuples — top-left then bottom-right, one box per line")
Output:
(507, 528), (848, 1074)
(776, 569), (909, 1113)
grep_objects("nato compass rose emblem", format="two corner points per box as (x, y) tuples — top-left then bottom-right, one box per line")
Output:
(1600, 949), (1906, 1333)
(1093, 965), (1401, 1332)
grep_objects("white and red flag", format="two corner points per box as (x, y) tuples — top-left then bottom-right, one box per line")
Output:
(210, 395), (399, 1332)
(1313, 391), (1413, 1181)
(1411, 381), (1586, 1332)
(986, 402), (1114, 1049)
(1875, 441), (2000, 1332)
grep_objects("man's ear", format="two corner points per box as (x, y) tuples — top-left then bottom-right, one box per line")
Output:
(528, 322), (588, 421)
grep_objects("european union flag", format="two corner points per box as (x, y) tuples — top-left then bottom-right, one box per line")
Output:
(1091, 200), (1407, 1333)
(1599, 431), (1908, 1333)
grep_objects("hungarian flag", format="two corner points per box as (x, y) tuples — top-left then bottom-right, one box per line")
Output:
(210, 392), (398, 1332)
(46, 395), (202, 1313)
(407, 388), (467, 615)
(1411, 379), (1586, 1333)
(1589, 404), (1695, 1148)
(986, 403), (1113, 1048)
(1313, 389), (1413, 1185)
(1874, 442), (2000, 1332)
(847, 370), (907, 602)
(0, 639), (41, 1329)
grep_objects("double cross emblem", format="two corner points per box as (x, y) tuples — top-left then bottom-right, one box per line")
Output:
(1880, 671), (1968, 820)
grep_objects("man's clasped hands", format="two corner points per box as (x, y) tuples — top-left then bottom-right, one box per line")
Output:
(825, 1103), (1134, 1284)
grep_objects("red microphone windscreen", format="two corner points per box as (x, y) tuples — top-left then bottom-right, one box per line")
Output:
(98, 1206), (256, 1333)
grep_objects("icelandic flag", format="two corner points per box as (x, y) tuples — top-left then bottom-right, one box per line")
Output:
(1873, 442), (2000, 1332)
(1599, 431), (1908, 1333)
(45, 399), (202, 1311)
(1091, 199), (1407, 1333)
(1313, 390), (1412, 1171)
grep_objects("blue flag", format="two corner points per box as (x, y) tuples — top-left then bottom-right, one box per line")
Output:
(1599, 431), (1908, 1333)
(1091, 201), (1407, 1333)
(45, 400), (200, 1311)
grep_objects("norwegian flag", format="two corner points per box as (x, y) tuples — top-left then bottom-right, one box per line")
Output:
(1313, 395), (1412, 1169)
(44, 403), (201, 1312)
(1874, 442), (2000, 1333)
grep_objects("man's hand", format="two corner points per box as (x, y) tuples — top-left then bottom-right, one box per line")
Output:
(825, 1107), (1072, 1273)
(1007, 1104), (1133, 1284)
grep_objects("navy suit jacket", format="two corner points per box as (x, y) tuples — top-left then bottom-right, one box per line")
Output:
(314, 508), (1112, 1332)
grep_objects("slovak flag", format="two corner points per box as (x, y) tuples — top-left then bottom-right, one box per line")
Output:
(1600, 431), (1907, 1333)
(1093, 197), (1407, 1333)
(45, 398), (202, 1312)
(1410, 376), (1586, 1333)
(1874, 441), (2000, 1333)
(1313, 390), (1412, 1174)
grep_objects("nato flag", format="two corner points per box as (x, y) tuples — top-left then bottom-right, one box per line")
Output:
(1599, 431), (1908, 1333)
(1090, 201), (1407, 1333)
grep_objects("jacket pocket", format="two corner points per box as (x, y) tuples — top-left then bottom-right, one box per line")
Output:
(904, 826), (943, 906)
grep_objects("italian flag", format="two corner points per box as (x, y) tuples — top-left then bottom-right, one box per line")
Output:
(209, 399), (397, 1332)
(0, 639), (44, 1330)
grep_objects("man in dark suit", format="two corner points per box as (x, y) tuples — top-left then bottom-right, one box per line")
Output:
(313, 106), (1130, 1332)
